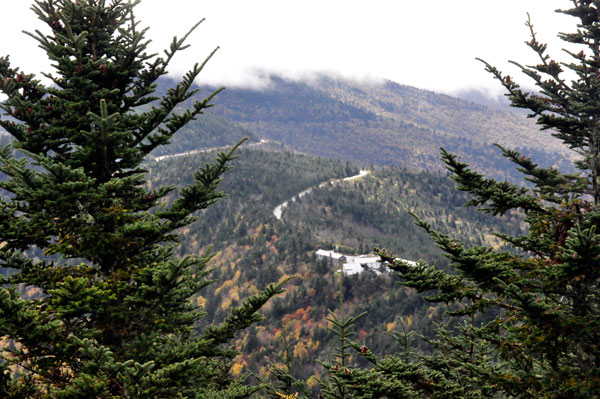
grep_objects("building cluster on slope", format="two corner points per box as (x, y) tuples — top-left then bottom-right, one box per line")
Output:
(315, 249), (416, 276)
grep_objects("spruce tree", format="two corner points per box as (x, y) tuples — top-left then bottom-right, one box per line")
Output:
(336, 1), (600, 398)
(0, 1), (284, 398)
(318, 270), (366, 399)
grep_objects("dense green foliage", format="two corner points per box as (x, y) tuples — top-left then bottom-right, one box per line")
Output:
(0, 1), (281, 398)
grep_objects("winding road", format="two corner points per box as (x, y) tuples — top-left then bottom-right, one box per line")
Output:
(148, 144), (369, 223)
(151, 139), (269, 162)
(273, 170), (370, 221)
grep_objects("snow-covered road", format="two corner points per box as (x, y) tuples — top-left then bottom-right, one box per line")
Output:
(151, 139), (269, 162)
(273, 170), (370, 221)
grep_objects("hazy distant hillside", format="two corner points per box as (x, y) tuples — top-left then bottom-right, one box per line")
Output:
(453, 88), (514, 111)
(186, 74), (573, 179)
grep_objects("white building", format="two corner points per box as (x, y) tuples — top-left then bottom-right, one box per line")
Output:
(315, 249), (346, 266)
(340, 262), (365, 275)
(317, 249), (416, 276)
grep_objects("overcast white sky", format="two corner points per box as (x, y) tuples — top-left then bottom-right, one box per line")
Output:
(1, 1), (577, 98)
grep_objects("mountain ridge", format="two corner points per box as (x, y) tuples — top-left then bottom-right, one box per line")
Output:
(179, 73), (574, 179)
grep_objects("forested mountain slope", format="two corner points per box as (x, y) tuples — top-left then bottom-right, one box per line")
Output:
(146, 146), (523, 390)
